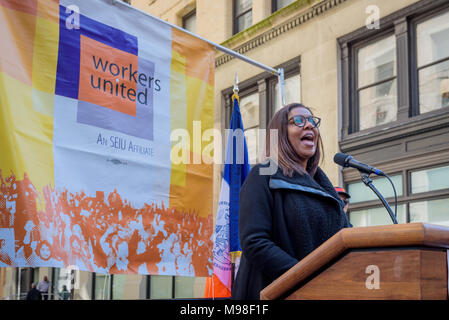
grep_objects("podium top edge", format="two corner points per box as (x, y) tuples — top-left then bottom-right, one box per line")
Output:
(341, 222), (449, 249)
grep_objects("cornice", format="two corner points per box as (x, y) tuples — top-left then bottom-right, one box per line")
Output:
(215, 0), (348, 68)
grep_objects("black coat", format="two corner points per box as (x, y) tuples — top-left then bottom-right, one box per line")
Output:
(232, 162), (351, 300)
(26, 288), (42, 300)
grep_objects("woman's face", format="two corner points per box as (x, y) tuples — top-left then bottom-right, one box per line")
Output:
(287, 107), (319, 168)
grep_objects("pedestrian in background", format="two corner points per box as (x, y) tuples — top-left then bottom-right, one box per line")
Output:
(26, 283), (42, 300)
(37, 275), (50, 300)
(334, 186), (350, 214)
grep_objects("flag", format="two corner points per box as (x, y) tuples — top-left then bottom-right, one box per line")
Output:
(0, 0), (215, 276)
(204, 92), (250, 298)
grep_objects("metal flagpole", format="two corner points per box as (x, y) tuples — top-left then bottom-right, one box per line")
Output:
(278, 68), (286, 107)
(110, 0), (286, 106)
(230, 72), (239, 294)
(233, 72), (239, 95)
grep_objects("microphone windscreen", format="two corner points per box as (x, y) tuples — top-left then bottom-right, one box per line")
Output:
(333, 153), (349, 166)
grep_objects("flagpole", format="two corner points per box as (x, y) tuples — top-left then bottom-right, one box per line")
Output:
(110, 0), (284, 77)
(278, 68), (286, 107)
(230, 72), (238, 294)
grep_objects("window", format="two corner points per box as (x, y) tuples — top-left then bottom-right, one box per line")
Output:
(409, 165), (449, 226)
(0, 268), (16, 300)
(351, 205), (406, 227)
(53, 268), (72, 300)
(410, 165), (449, 194)
(90, 273), (207, 299)
(150, 275), (173, 299)
(410, 198), (449, 226)
(272, 0), (295, 13)
(112, 274), (146, 299)
(340, 2), (449, 135)
(174, 276), (207, 298)
(416, 10), (449, 114)
(94, 273), (111, 300)
(347, 174), (403, 204)
(147, 275), (207, 299)
(357, 35), (397, 131)
(347, 174), (406, 227)
(233, 0), (252, 35)
(182, 10), (196, 34)
(338, 2), (449, 229)
(273, 73), (301, 113)
(347, 164), (449, 227)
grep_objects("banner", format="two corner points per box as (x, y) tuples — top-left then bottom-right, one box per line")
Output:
(0, 0), (215, 276)
(205, 93), (250, 297)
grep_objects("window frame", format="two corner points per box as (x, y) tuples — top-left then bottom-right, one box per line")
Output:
(408, 163), (449, 197)
(346, 163), (449, 226)
(410, 8), (449, 117)
(92, 273), (112, 300)
(339, 0), (449, 139)
(346, 170), (405, 216)
(271, 0), (278, 13)
(271, 0), (295, 13)
(182, 9), (196, 33)
(91, 273), (209, 300)
(351, 31), (398, 132)
(339, 0), (449, 228)
(233, 0), (252, 35)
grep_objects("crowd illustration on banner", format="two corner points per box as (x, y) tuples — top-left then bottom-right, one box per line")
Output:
(0, 170), (213, 276)
(0, 0), (215, 277)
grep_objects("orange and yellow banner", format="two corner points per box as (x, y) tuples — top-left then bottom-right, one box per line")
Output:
(0, 0), (214, 276)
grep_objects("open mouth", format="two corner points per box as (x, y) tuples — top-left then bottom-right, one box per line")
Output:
(300, 134), (314, 142)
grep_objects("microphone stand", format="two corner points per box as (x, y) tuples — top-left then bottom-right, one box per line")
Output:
(360, 173), (398, 224)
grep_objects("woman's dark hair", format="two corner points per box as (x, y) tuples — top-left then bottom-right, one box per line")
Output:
(266, 103), (323, 177)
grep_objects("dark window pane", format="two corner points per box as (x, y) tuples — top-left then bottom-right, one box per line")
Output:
(275, 0), (295, 11)
(183, 12), (196, 33)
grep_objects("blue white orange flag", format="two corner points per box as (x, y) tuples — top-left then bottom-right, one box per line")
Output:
(0, 0), (215, 276)
(204, 93), (250, 298)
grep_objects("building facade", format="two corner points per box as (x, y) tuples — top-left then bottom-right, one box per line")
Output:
(1, 0), (448, 299)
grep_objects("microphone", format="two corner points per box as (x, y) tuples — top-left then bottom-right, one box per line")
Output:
(334, 153), (398, 224)
(333, 153), (384, 176)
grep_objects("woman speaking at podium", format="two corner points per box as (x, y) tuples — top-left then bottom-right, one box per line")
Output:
(232, 103), (351, 300)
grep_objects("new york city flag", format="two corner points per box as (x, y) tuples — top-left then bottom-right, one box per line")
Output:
(205, 93), (250, 297)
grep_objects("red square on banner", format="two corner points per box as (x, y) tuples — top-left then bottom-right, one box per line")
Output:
(78, 35), (138, 117)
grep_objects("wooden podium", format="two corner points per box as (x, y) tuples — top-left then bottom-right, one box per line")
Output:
(260, 223), (449, 300)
